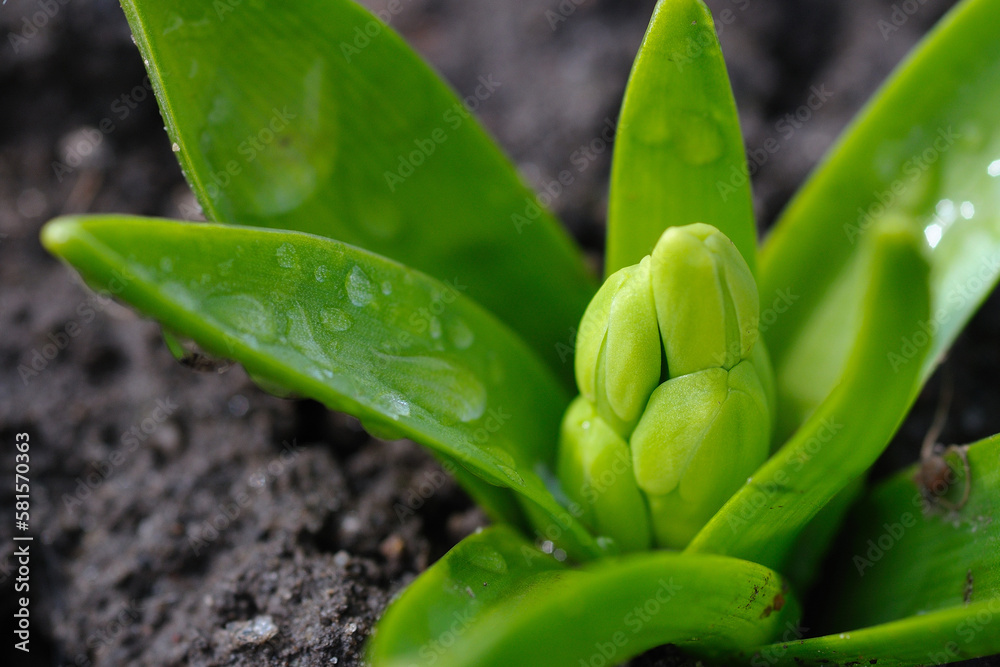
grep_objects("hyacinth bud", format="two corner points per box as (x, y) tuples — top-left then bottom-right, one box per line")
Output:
(560, 223), (772, 550)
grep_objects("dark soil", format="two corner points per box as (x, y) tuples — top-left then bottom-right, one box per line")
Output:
(1, 0), (998, 665)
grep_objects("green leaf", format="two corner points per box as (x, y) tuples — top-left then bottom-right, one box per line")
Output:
(820, 433), (1000, 632)
(41, 215), (603, 560)
(606, 0), (757, 277)
(687, 223), (931, 572)
(760, 0), (1000, 440)
(748, 601), (1000, 667)
(120, 0), (596, 381)
(371, 526), (800, 667)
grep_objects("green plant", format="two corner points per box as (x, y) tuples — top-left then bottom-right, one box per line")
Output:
(39, 0), (1000, 664)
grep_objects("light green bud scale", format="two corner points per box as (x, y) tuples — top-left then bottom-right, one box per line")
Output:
(558, 223), (775, 552)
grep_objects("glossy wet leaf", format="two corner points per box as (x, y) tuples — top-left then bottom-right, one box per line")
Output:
(749, 601), (1000, 667)
(41, 216), (603, 560)
(760, 0), (1000, 441)
(821, 433), (1000, 631)
(371, 526), (800, 667)
(688, 224), (931, 572)
(121, 0), (595, 381)
(606, 0), (757, 277)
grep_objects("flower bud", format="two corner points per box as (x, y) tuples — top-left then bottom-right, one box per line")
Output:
(559, 223), (772, 550)
(575, 257), (661, 437)
(557, 397), (652, 553)
(630, 358), (770, 548)
(652, 223), (759, 377)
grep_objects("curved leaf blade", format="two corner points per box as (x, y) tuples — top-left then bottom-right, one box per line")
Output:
(760, 0), (1000, 439)
(371, 526), (799, 667)
(821, 433), (1000, 631)
(748, 601), (1000, 667)
(688, 224), (931, 571)
(41, 216), (602, 560)
(120, 0), (596, 380)
(606, 0), (757, 277)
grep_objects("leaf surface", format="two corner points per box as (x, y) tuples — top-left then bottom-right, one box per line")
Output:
(120, 0), (596, 380)
(688, 224), (931, 571)
(371, 526), (800, 667)
(760, 0), (1000, 440)
(606, 0), (757, 276)
(41, 216), (603, 560)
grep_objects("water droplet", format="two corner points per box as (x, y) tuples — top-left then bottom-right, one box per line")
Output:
(360, 416), (407, 441)
(381, 281), (393, 295)
(428, 316), (442, 340)
(988, 159), (1000, 178)
(377, 392), (411, 419)
(447, 318), (474, 349)
(276, 243), (298, 269)
(346, 265), (375, 306)
(674, 111), (723, 165)
(497, 465), (524, 487)
(206, 294), (277, 342)
(464, 542), (508, 574)
(314, 265), (329, 282)
(960, 201), (975, 220)
(320, 308), (353, 332)
(171, 142), (180, 152)
(375, 353), (487, 423)
(925, 223), (943, 249)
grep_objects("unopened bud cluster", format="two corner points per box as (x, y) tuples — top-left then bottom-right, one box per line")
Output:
(558, 223), (774, 551)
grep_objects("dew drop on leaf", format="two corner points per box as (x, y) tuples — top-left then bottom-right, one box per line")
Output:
(374, 352), (487, 424)
(463, 542), (509, 575)
(377, 392), (411, 419)
(320, 307), (353, 332)
(314, 265), (329, 282)
(206, 294), (278, 343)
(381, 280), (393, 295)
(346, 265), (375, 306)
(276, 243), (298, 269)
(447, 318), (474, 349)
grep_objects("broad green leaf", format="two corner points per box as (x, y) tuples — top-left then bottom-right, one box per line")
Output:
(748, 601), (1000, 667)
(760, 0), (1000, 440)
(41, 216), (604, 560)
(821, 433), (1000, 631)
(606, 0), (757, 277)
(120, 0), (596, 381)
(371, 526), (800, 667)
(688, 223), (931, 571)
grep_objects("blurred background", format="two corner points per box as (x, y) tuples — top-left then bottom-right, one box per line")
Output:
(2, 0), (998, 665)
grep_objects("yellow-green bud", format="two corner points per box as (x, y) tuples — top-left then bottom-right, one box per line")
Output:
(630, 358), (770, 547)
(559, 223), (772, 550)
(652, 223), (759, 377)
(556, 397), (652, 553)
(575, 257), (661, 438)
